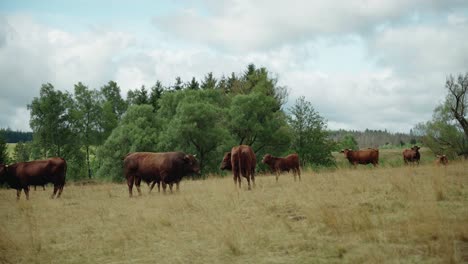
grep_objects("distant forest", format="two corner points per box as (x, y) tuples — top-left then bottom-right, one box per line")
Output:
(1, 127), (418, 149)
(0, 129), (33, 143)
(329, 129), (419, 149)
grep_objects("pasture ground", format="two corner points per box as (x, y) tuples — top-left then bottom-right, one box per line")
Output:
(1, 160), (467, 264)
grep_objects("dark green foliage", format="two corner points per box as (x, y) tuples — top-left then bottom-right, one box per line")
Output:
(201, 72), (217, 90)
(127, 85), (149, 105)
(149, 81), (165, 111)
(186, 77), (200, 90)
(173, 77), (184, 91)
(0, 129), (33, 143)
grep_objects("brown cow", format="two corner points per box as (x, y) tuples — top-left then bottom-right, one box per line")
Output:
(123, 152), (200, 197)
(0, 157), (66, 200)
(403, 146), (421, 166)
(435, 155), (448, 166)
(262, 153), (301, 182)
(340, 148), (379, 167)
(220, 145), (256, 190)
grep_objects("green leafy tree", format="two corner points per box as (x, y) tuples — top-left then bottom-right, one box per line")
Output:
(13, 141), (30, 162)
(28, 83), (74, 157)
(288, 96), (335, 167)
(159, 90), (231, 173)
(228, 93), (291, 155)
(100, 81), (127, 140)
(95, 105), (161, 181)
(71, 82), (101, 178)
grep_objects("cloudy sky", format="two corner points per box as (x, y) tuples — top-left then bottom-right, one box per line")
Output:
(0, 0), (467, 133)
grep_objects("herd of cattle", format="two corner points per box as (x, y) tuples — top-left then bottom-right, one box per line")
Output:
(0, 145), (449, 200)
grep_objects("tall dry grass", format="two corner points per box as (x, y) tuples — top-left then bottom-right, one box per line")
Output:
(0, 161), (467, 264)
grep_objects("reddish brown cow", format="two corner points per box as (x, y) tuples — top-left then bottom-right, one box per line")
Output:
(340, 148), (379, 167)
(124, 152), (200, 197)
(0, 157), (66, 200)
(220, 145), (256, 190)
(435, 155), (448, 166)
(402, 146), (421, 166)
(262, 153), (301, 182)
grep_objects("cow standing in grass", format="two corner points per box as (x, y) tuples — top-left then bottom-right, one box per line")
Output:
(124, 152), (200, 197)
(340, 148), (379, 167)
(403, 146), (421, 166)
(220, 145), (256, 190)
(262, 153), (301, 182)
(0, 157), (67, 200)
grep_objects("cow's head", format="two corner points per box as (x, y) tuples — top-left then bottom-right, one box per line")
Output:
(220, 152), (232, 170)
(411, 146), (420, 152)
(340, 149), (351, 157)
(262, 154), (273, 165)
(184, 154), (200, 174)
(436, 155), (448, 165)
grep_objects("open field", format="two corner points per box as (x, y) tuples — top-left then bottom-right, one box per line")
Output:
(1, 161), (467, 264)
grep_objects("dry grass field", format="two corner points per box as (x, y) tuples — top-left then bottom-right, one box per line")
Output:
(1, 161), (467, 264)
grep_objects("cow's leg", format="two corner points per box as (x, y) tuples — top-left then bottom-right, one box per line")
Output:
(16, 189), (21, 200)
(157, 182), (161, 192)
(43, 185), (46, 191)
(176, 182), (180, 191)
(34, 185), (37, 191)
(56, 185), (64, 198)
(251, 175), (255, 188)
(275, 172), (279, 183)
(51, 185), (58, 199)
(246, 173), (251, 190)
(24, 187), (30, 200)
(162, 182), (167, 193)
(127, 175), (134, 198)
(135, 177), (142, 196)
(297, 168), (301, 181)
(149, 181), (157, 194)
(169, 183), (174, 193)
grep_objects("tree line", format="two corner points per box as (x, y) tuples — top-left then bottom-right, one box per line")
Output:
(9, 64), (335, 181)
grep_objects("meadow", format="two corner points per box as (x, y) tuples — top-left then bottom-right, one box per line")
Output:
(1, 153), (467, 264)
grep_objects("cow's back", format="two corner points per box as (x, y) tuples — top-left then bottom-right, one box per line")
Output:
(14, 158), (66, 186)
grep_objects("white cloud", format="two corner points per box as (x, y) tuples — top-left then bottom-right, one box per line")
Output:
(154, 0), (467, 52)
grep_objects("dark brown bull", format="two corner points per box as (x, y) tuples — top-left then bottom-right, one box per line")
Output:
(340, 148), (379, 167)
(402, 146), (421, 166)
(123, 152), (200, 197)
(435, 155), (448, 166)
(0, 157), (66, 200)
(262, 153), (301, 182)
(220, 145), (256, 190)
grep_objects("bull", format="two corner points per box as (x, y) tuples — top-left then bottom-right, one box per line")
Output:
(0, 157), (67, 200)
(123, 152), (200, 197)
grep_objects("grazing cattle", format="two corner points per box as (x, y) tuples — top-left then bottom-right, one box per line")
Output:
(403, 146), (421, 166)
(262, 153), (301, 182)
(0, 157), (66, 200)
(123, 152), (200, 197)
(340, 148), (379, 167)
(220, 145), (256, 190)
(435, 155), (449, 166)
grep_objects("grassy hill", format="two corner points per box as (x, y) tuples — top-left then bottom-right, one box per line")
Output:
(1, 160), (467, 263)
